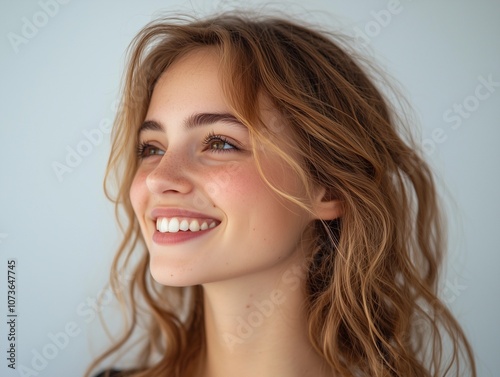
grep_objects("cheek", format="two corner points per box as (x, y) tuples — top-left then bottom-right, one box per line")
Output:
(129, 170), (148, 214)
(209, 162), (265, 205)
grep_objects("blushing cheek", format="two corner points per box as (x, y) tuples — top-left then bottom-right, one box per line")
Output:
(210, 163), (264, 206)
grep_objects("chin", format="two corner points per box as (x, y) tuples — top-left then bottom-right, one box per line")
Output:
(148, 260), (207, 287)
(150, 269), (190, 287)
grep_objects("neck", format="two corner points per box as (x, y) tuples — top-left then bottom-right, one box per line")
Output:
(197, 254), (332, 377)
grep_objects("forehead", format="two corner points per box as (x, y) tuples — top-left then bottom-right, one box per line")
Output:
(157, 47), (221, 83)
(147, 49), (229, 117)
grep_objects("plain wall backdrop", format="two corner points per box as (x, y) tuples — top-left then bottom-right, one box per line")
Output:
(1, 0), (499, 376)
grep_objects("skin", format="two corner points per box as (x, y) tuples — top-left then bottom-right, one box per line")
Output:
(129, 48), (341, 377)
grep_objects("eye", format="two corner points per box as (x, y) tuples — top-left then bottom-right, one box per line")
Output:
(136, 142), (165, 159)
(202, 132), (240, 153)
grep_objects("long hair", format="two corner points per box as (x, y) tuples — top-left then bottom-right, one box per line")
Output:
(86, 12), (476, 377)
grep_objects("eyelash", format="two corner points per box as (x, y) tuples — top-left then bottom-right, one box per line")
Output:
(136, 132), (240, 159)
(202, 131), (240, 153)
(136, 141), (161, 159)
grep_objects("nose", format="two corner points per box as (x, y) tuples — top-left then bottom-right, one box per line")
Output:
(145, 150), (193, 195)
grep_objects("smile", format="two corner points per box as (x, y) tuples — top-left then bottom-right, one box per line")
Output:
(155, 217), (219, 233)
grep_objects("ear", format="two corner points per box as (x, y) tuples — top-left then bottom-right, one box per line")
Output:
(311, 187), (343, 220)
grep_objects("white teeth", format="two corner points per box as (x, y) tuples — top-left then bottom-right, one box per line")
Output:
(156, 217), (217, 233)
(160, 218), (169, 233)
(179, 219), (189, 231)
(168, 218), (179, 232)
(189, 220), (200, 232)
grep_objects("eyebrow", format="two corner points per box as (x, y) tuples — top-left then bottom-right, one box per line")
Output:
(137, 112), (246, 136)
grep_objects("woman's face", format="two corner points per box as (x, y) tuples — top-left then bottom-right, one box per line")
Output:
(130, 49), (315, 286)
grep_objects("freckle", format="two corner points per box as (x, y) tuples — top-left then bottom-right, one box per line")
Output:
(246, 304), (250, 308)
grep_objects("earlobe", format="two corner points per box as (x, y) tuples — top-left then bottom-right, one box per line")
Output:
(312, 187), (343, 220)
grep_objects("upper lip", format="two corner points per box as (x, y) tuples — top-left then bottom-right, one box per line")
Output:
(150, 207), (221, 221)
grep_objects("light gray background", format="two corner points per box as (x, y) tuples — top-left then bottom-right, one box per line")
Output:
(1, 0), (498, 376)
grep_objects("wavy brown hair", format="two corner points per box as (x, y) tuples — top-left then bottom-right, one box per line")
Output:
(85, 11), (476, 377)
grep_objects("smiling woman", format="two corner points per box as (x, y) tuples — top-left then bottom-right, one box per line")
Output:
(85, 11), (476, 377)
(130, 48), (325, 289)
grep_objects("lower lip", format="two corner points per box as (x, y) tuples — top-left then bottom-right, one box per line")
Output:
(152, 227), (216, 245)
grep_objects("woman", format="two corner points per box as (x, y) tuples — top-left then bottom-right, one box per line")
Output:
(87, 11), (476, 377)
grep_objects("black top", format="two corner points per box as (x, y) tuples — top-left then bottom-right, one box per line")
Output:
(93, 370), (124, 377)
